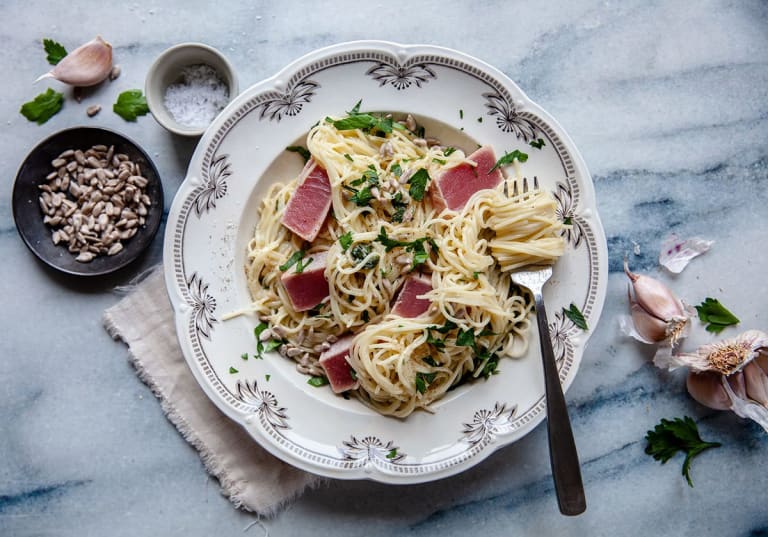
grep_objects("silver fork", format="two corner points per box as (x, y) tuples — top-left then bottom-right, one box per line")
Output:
(508, 177), (586, 516)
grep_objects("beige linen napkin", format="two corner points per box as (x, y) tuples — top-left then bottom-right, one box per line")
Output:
(103, 267), (322, 515)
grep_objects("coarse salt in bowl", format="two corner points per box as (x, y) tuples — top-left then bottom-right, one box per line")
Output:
(145, 43), (238, 137)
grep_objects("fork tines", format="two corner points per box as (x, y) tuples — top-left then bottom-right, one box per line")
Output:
(505, 176), (540, 198)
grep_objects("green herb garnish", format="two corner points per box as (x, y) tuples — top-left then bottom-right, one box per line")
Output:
(349, 243), (379, 269)
(279, 250), (306, 272)
(263, 340), (283, 353)
(563, 303), (588, 330)
(229, 366), (239, 374)
(344, 153), (354, 162)
(695, 298), (740, 334)
(529, 138), (546, 149)
(307, 376), (329, 387)
(408, 168), (430, 201)
(489, 149), (529, 173)
(645, 416), (721, 487)
(332, 99), (404, 135)
(339, 231), (353, 252)
(443, 147), (457, 156)
(286, 145), (311, 163)
(459, 109), (464, 119)
(386, 448), (398, 459)
(241, 353), (249, 361)
(415, 371), (437, 394)
(42, 38), (67, 65)
(265, 374), (271, 381)
(113, 89), (149, 121)
(20, 88), (63, 124)
(391, 163), (402, 177)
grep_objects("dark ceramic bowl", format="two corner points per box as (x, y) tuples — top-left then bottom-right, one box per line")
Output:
(12, 127), (164, 276)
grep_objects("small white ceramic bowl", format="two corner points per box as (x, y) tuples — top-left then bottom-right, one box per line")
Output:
(145, 43), (238, 137)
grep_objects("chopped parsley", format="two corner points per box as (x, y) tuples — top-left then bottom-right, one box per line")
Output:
(563, 303), (589, 330)
(286, 145), (311, 163)
(229, 366), (239, 374)
(529, 138), (546, 150)
(307, 376), (329, 387)
(695, 298), (740, 334)
(339, 231), (353, 252)
(344, 165), (380, 206)
(443, 147), (457, 156)
(456, 328), (476, 348)
(390, 163), (402, 177)
(265, 374), (271, 381)
(344, 153), (354, 162)
(386, 448), (398, 459)
(489, 149), (529, 173)
(349, 243), (379, 269)
(415, 371), (437, 394)
(459, 109), (464, 119)
(279, 250), (312, 273)
(408, 168), (430, 201)
(375, 227), (434, 270)
(331, 99), (405, 135)
(241, 353), (249, 361)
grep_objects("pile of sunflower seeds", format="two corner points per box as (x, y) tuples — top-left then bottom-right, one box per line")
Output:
(37, 144), (151, 262)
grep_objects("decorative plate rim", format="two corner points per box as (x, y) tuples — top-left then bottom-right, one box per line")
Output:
(163, 40), (608, 483)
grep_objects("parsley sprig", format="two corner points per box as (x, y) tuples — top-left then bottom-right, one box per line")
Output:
(42, 38), (67, 65)
(20, 88), (64, 124)
(330, 99), (405, 136)
(279, 250), (313, 273)
(113, 89), (149, 121)
(286, 145), (311, 163)
(645, 416), (721, 487)
(489, 149), (529, 173)
(695, 298), (739, 334)
(375, 227), (436, 270)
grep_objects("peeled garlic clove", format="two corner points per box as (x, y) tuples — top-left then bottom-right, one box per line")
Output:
(624, 260), (683, 321)
(36, 36), (112, 87)
(744, 360), (768, 406)
(687, 370), (731, 410)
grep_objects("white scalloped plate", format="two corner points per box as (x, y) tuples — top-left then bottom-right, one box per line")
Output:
(164, 41), (607, 483)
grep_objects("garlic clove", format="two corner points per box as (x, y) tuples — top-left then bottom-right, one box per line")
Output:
(624, 260), (684, 321)
(687, 370), (731, 410)
(36, 36), (112, 87)
(721, 373), (768, 433)
(629, 299), (669, 343)
(743, 360), (768, 406)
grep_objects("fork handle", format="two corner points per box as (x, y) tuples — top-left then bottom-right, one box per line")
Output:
(534, 293), (587, 516)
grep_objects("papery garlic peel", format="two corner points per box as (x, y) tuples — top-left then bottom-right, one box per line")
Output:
(36, 36), (112, 87)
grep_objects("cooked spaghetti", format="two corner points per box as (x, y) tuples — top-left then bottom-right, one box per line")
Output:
(241, 111), (566, 417)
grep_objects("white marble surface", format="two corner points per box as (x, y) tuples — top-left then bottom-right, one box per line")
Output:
(2, 1), (767, 535)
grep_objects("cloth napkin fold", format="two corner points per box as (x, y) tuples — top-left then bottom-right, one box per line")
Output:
(103, 267), (322, 515)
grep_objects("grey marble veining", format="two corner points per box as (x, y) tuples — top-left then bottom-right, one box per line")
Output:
(1, 1), (767, 535)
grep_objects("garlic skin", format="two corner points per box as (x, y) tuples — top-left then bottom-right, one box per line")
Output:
(36, 36), (112, 87)
(683, 335), (768, 433)
(656, 329), (768, 374)
(621, 260), (690, 345)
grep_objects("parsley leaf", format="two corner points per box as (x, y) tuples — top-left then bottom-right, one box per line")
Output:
(456, 328), (476, 348)
(375, 227), (433, 269)
(408, 167), (430, 200)
(229, 366), (239, 374)
(253, 322), (269, 358)
(332, 100), (404, 135)
(529, 138), (546, 150)
(489, 149), (529, 173)
(286, 145), (311, 163)
(349, 243), (379, 269)
(241, 353), (249, 361)
(339, 231), (353, 252)
(480, 353), (500, 378)
(645, 416), (721, 487)
(563, 303), (588, 330)
(386, 448), (398, 459)
(263, 339), (284, 353)
(113, 89), (149, 121)
(443, 147), (457, 156)
(42, 38), (67, 65)
(20, 88), (63, 124)
(390, 163), (402, 177)
(279, 250), (306, 272)
(307, 376), (329, 387)
(415, 371), (437, 394)
(695, 298), (740, 334)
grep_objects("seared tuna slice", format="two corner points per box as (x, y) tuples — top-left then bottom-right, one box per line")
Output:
(430, 145), (503, 212)
(391, 274), (432, 317)
(280, 251), (329, 312)
(281, 159), (332, 242)
(319, 335), (359, 393)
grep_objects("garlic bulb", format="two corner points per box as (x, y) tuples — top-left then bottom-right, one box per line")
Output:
(683, 333), (768, 432)
(36, 36), (112, 87)
(621, 260), (690, 345)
